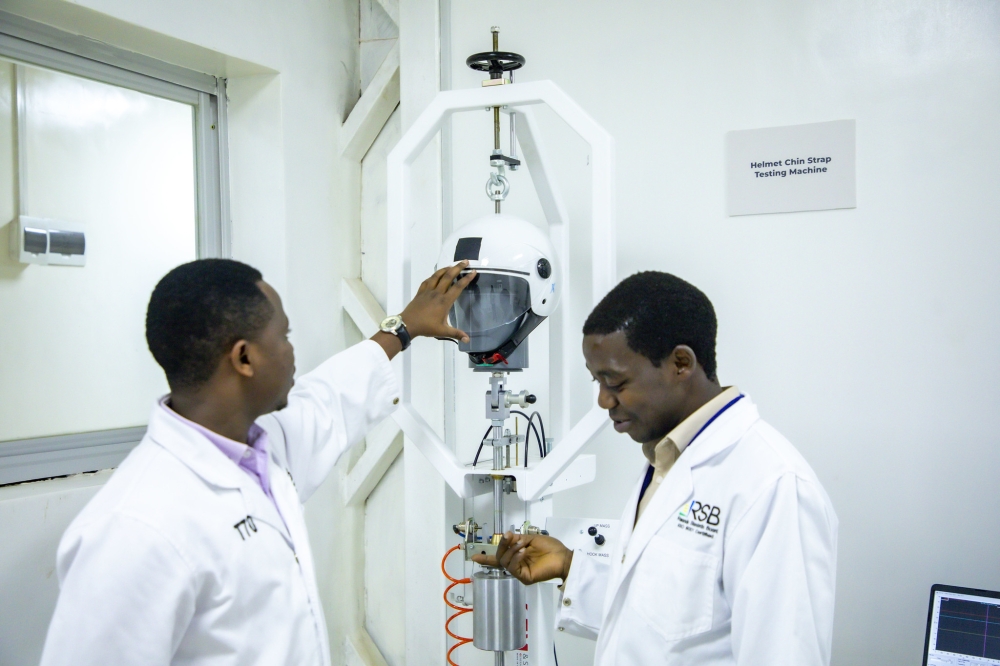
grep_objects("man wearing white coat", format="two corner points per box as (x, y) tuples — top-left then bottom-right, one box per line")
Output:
(475, 271), (838, 665)
(41, 258), (476, 665)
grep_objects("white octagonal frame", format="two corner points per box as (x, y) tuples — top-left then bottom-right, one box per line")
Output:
(387, 79), (615, 501)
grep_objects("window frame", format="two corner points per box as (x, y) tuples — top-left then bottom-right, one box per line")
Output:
(0, 11), (230, 485)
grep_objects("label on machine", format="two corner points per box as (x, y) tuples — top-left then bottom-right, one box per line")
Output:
(544, 517), (620, 561)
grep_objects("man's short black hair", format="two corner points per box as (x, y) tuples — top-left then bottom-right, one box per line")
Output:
(583, 271), (718, 381)
(146, 259), (274, 391)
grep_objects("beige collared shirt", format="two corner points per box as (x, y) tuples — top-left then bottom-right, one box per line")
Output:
(635, 385), (741, 522)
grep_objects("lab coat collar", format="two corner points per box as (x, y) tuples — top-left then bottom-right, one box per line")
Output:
(146, 401), (295, 547)
(608, 395), (760, 608)
(145, 400), (248, 491)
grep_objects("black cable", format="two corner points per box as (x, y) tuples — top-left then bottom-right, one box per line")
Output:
(530, 411), (547, 457)
(553, 644), (559, 666)
(510, 410), (543, 466)
(514, 410), (547, 457)
(471, 425), (493, 467)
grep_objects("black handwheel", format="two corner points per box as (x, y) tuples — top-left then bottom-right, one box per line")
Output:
(466, 51), (526, 78)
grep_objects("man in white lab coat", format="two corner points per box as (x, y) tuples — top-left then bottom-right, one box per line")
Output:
(474, 271), (838, 665)
(40, 258), (476, 666)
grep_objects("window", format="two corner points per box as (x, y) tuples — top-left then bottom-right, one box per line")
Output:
(0, 11), (229, 484)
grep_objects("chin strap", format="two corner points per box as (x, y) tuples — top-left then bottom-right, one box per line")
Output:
(467, 312), (546, 367)
(483, 352), (509, 365)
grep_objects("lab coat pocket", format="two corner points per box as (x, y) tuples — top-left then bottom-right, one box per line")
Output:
(631, 535), (718, 642)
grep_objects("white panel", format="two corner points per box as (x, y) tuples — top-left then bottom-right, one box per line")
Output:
(227, 74), (287, 295)
(0, 61), (196, 441)
(357, 95), (403, 666)
(361, 0), (397, 42)
(0, 64), (14, 247)
(0, 470), (111, 665)
(360, 39), (396, 95)
(341, 45), (400, 162)
(364, 453), (406, 666)
(398, 3), (447, 664)
(359, 0), (398, 97)
(361, 107), (401, 309)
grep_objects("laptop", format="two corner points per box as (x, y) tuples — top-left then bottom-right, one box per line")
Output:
(924, 584), (1000, 665)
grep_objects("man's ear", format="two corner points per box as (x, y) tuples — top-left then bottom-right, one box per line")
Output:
(228, 340), (255, 379)
(670, 345), (699, 379)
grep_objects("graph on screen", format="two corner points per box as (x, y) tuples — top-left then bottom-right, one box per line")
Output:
(935, 597), (1000, 660)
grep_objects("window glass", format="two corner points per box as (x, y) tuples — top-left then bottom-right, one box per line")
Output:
(0, 60), (196, 441)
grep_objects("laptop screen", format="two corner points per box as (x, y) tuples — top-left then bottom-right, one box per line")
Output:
(925, 585), (1000, 666)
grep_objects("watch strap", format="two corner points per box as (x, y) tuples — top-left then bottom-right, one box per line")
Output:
(395, 319), (412, 351)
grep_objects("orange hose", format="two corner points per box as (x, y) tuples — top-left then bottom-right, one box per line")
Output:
(441, 544), (470, 583)
(442, 545), (473, 666)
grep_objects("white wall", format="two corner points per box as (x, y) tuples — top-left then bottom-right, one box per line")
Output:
(0, 471), (111, 665)
(0, 61), (197, 441)
(442, 2), (1000, 664)
(0, 0), (365, 662)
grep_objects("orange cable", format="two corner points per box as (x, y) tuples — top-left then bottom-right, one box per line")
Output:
(442, 544), (473, 666)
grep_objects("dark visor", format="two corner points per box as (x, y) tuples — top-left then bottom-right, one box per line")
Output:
(450, 272), (531, 353)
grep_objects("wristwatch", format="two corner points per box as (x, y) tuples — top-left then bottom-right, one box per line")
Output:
(379, 314), (412, 351)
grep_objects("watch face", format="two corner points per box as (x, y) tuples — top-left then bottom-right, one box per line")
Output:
(381, 315), (402, 332)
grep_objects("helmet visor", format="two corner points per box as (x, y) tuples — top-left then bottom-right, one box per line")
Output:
(450, 272), (531, 352)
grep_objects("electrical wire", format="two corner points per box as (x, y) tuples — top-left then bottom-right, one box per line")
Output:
(531, 411), (547, 456)
(471, 425), (493, 467)
(473, 412), (546, 468)
(442, 544), (473, 666)
(510, 411), (542, 467)
(511, 410), (547, 460)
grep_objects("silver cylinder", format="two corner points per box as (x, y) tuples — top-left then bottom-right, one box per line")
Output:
(472, 570), (526, 651)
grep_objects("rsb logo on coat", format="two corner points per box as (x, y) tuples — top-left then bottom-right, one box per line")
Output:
(677, 500), (722, 539)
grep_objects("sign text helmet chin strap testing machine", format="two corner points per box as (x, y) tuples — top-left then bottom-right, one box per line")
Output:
(386, 27), (616, 666)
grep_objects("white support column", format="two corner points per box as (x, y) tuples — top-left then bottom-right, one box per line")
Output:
(339, 277), (398, 666)
(398, 1), (447, 664)
(509, 106), (573, 441)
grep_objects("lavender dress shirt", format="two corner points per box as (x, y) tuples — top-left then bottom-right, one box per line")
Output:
(159, 398), (280, 512)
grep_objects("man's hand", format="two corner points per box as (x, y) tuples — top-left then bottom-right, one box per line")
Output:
(400, 261), (477, 340)
(372, 261), (476, 359)
(471, 532), (574, 585)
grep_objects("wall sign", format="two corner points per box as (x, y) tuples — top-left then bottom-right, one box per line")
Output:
(725, 119), (856, 216)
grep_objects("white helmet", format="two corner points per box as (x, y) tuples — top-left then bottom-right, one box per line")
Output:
(437, 214), (560, 364)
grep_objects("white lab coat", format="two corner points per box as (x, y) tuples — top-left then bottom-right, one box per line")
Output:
(557, 394), (838, 665)
(40, 340), (399, 666)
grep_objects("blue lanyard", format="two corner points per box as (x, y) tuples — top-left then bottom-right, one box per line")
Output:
(637, 393), (744, 506)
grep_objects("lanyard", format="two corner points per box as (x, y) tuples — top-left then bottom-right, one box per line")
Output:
(637, 393), (745, 507)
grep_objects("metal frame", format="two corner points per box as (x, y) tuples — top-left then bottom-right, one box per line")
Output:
(0, 12), (230, 485)
(386, 79), (616, 502)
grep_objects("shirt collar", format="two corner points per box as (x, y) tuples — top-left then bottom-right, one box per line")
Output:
(642, 386), (742, 469)
(158, 397), (268, 467)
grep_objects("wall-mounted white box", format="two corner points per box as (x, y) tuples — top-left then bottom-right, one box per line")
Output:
(8, 215), (86, 267)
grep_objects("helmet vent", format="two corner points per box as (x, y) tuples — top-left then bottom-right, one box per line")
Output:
(454, 237), (482, 261)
